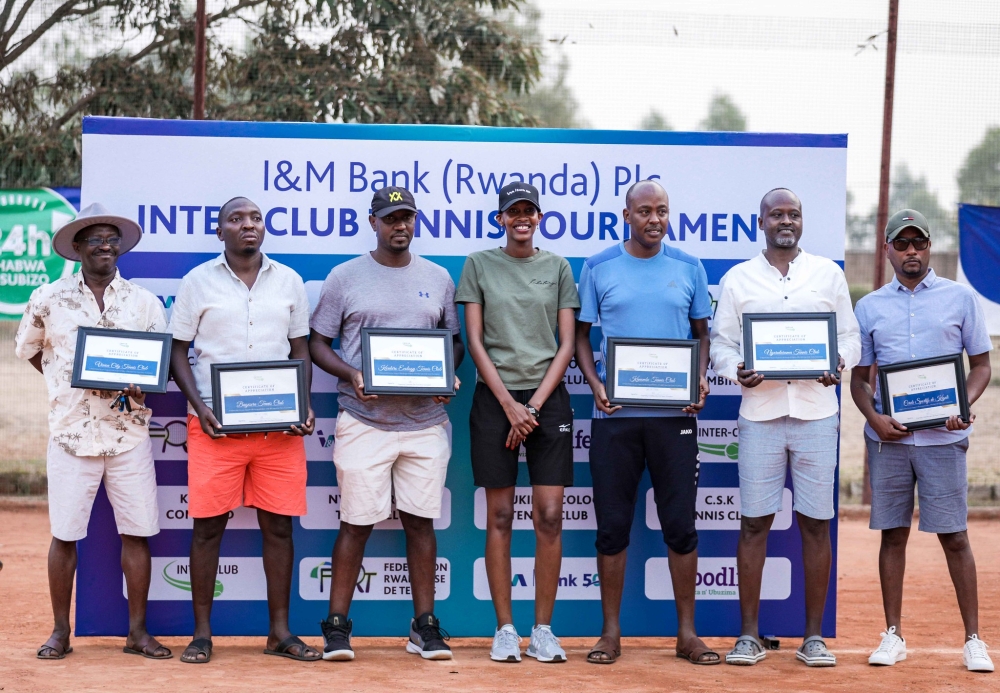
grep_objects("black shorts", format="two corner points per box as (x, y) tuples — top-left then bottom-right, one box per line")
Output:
(470, 382), (574, 488)
(590, 416), (699, 556)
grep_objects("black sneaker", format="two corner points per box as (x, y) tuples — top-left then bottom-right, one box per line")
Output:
(320, 614), (354, 661)
(406, 612), (452, 660)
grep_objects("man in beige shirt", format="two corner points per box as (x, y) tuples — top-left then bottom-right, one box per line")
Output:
(16, 203), (170, 660)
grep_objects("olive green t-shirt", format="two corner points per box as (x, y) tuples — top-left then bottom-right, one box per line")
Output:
(456, 248), (580, 390)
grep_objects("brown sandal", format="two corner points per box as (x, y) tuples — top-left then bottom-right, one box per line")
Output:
(37, 637), (72, 660)
(676, 643), (721, 665)
(124, 633), (173, 659)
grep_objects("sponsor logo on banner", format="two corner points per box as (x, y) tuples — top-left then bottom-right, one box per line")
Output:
(563, 352), (602, 394)
(156, 486), (260, 529)
(473, 557), (600, 601)
(646, 487), (793, 531)
(696, 419), (740, 462)
(129, 557), (267, 601)
(149, 418), (190, 460)
(644, 557), (792, 600)
(0, 189), (78, 319)
(305, 417), (452, 458)
(473, 487), (595, 530)
(519, 419), (590, 463)
(298, 557), (450, 600)
(300, 487), (452, 530)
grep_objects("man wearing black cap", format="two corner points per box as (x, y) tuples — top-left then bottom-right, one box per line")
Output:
(852, 209), (994, 672)
(310, 186), (464, 661)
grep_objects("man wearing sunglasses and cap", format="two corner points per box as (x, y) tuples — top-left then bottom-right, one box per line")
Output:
(852, 209), (994, 673)
(15, 203), (170, 661)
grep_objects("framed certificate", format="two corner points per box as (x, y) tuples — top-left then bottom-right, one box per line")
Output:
(71, 327), (172, 393)
(360, 327), (456, 396)
(210, 360), (308, 433)
(742, 312), (838, 379)
(605, 338), (700, 408)
(878, 354), (970, 431)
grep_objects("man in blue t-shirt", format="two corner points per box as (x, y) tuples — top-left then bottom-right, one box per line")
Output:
(575, 179), (716, 665)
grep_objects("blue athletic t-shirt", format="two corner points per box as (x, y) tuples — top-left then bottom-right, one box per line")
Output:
(577, 242), (713, 418)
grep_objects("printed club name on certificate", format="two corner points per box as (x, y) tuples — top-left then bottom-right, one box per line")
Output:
(369, 335), (447, 388)
(887, 362), (961, 421)
(81, 335), (162, 385)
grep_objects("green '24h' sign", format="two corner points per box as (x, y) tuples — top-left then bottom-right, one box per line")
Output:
(0, 189), (78, 320)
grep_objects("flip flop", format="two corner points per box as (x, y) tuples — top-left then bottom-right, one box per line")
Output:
(123, 633), (172, 659)
(180, 637), (213, 664)
(263, 635), (321, 662)
(676, 643), (722, 665)
(37, 637), (72, 660)
(587, 648), (620, 664)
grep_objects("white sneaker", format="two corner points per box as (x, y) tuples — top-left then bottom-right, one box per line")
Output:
(868, 626), (906, 666)
(525, 624), (566, 663)
(491, 624), (522, 662)
(964, 635), (994, 673)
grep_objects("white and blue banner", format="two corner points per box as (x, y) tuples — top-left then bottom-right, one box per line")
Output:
(76, 116), (846, 638)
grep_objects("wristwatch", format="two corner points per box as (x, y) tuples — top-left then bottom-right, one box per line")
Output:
(525, 404), (539, 417)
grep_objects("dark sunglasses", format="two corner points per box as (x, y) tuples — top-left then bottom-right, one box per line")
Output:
(889, 237), (929, 251)
(83, 236), (122, 247)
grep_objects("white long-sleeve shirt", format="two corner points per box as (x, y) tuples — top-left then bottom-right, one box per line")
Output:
(710, 249), (861, 422)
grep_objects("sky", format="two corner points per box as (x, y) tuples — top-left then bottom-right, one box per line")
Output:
(531, 0), (1000, 215)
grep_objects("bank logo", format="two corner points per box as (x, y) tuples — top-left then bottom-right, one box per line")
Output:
(300, 487), (452, 530)
(473, 557), (600, 601)
(131, 557), (266, 601)
(299, 557), (450, 601)
(646, 487), (793, 532)
(474, 487), (596, 530)
(644, 557), (791, 601)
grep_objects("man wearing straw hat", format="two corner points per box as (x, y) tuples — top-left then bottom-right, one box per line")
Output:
(15, 203), (171, 660)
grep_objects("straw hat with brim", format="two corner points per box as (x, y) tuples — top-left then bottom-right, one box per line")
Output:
(52, 202), (143, 261)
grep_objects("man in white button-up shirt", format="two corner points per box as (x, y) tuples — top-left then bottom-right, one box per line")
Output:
(710, 188), (860, 668)
(168, 197), (319, 664)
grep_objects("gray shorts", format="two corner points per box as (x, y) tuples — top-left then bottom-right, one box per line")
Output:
(737, 415), (840, 520)
(866, 435), (969, 534)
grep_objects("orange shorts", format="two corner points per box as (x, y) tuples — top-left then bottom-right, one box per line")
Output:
(186, 415), (307, 518)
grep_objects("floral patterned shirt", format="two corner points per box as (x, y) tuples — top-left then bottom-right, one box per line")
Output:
(15, 270), (167, 457)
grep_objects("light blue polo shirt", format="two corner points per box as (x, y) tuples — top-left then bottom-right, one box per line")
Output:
(578, 242), (713, 418)
(854, 268), (992, 446)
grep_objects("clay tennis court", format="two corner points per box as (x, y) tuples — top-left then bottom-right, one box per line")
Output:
(1, 504), (998, 692)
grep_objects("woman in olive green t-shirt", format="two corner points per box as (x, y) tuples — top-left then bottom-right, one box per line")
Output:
(455, 182), (580, 661)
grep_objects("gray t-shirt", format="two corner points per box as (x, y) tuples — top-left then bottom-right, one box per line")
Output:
(310, 253), (461, 431)
(455, 248), (580, 390)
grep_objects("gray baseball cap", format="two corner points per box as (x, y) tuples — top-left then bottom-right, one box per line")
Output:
(885, 208), (930, 241)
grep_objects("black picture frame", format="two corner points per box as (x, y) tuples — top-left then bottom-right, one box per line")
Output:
(210, 360), (308, 433)
(878, 353), (970, 432)
(360, 327), (456, 396)
(742, 312), (839, 380)
(71, 327), (172, 394)
(605, 337), (700, 408)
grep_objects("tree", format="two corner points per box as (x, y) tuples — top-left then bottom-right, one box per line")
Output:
(638, 110), (672, 131)
(958, 126), (1000, 206)
(1, 0), (543, 188)
(698, 93), (746, 132)
(857, 164), (957, 249)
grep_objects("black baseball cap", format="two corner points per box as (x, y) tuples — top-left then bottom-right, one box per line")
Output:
(370, 186), (417, 218)
(498, 182), (541, 213)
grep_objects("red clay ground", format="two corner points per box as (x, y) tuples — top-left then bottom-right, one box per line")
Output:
(1, 505), (999, 692)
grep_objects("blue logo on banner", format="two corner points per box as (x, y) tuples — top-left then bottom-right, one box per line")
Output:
(892, 388), (958, 413)
(374, 359), (444, 377)
(616, 370), (688, 388)
(755, 344), (827, 360)
(223, 394), (296, 413)
(85, 356), (159, 376)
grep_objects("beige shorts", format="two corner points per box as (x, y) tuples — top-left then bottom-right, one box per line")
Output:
(47, 437), (159, 541)
(332, 411), (450, 526)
